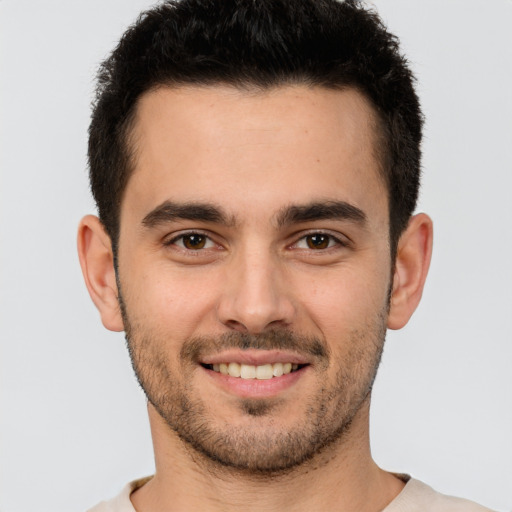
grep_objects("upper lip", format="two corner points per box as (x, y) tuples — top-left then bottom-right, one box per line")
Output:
(200, 349), (311, 366)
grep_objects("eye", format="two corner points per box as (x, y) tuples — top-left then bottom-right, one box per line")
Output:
(294, 233), (342, 250)
(169, 233), (216, 250)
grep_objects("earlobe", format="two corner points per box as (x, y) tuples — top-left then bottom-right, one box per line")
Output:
(77, 215), (124, 332)
(387, 213), (433, 330)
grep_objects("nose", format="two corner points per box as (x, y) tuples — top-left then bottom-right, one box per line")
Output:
(216, 247), (296, 333)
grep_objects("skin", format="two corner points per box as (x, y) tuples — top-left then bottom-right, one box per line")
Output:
(78, 85), (433, 512)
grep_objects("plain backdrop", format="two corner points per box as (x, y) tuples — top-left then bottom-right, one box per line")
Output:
(1, 1), (511, 511)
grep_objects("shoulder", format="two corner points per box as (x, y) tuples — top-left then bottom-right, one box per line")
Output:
(385, 478), (496, 512)
(87, 477), (152, 512)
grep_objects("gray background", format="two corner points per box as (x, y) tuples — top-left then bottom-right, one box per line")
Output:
(1, 1), (511, 510)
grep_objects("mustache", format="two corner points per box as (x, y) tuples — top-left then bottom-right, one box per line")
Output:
(181, 330), (329, 363)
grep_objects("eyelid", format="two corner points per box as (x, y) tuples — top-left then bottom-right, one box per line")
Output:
(163, 230), (218, 250)
(162, 229), (350, 251)
(290, 230), (350, 250)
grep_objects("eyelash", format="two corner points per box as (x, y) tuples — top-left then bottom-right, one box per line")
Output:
(164, 231), (216, 251)
(291, 231), (348, 251)
(164, 230), (347, 252)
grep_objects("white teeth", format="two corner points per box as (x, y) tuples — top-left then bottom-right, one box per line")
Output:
(272, 363), (284, 377)
(240, 364), (256, 379)
(210, 362), (302, 379)
(228, 362), (241, 377)
(256, 364), (273, 380)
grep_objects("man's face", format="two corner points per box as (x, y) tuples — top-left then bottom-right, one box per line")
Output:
(116, 85), (392, 472)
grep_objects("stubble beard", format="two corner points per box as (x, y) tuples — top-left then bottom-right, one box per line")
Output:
(119, 294), (387, 475)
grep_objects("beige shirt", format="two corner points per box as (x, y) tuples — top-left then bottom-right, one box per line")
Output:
(87, 476), (495, 512)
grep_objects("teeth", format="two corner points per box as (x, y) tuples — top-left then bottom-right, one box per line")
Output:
(209, 362), (301, 379)
(256, 364), (273, 380)
(273, 363), (284, 377)
(228, 362), (241, 377)
(240, 364), (256, 379)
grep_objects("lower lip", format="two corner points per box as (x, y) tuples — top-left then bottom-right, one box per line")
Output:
(203, 366), (308, 398)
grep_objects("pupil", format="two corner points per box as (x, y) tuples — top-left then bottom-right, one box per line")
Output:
(308, 234), (329, 249)
(184, 234), (205, 249)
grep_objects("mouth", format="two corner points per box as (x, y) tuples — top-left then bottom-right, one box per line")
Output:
(201, 362), (307, 379)
(197, 349), (313, 398)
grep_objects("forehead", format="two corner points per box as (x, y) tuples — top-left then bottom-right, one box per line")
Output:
(122, 84), (387, 227)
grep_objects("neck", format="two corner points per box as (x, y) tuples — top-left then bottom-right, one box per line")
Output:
(131, 401), (404, 512)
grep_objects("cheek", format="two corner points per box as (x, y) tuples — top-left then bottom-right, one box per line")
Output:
(293, 260), (390, 335)
(121, 260), (222, 338)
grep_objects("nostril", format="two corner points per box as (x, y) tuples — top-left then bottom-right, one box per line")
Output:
(224, 320), (249, 333)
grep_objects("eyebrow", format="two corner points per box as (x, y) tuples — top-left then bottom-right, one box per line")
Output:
(141, 199), (366, 230)
(141, 201), (235, 228)
(275, 200), (367, 227)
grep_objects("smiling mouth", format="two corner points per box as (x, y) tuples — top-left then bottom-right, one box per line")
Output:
(201, 362), (307, 380)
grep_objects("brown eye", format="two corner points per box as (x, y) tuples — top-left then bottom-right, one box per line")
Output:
(306, 234), (330, 249)
(182, 234), (207, 250)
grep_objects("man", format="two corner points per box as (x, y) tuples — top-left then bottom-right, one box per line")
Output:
(77, 0), (494, 510)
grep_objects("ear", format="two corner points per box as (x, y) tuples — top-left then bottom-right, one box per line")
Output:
(387, 213), (433, 330)
(77, 215), (124, 332)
